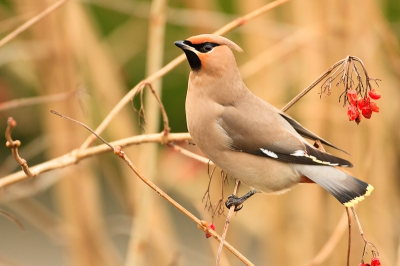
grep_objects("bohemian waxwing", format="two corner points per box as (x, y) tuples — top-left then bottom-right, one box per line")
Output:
(175, 34), (373, 210)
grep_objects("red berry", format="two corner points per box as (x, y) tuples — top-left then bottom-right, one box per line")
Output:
(362, 106), (372, 119)
(370, 102), (380, 112)
(205, 223), (215, 238)
(368, 89), (381, 100)
(347, 104), (359, 121)
(347, 89), (358, 105)
(371, 257), (381, 266)
(357, 96), (369, 110)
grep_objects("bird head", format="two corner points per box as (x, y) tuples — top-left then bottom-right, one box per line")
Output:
(175, 34), (243, 74)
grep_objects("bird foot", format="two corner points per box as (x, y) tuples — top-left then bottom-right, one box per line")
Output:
(225, 190), (257, 212)
(225, 195), (244, 212)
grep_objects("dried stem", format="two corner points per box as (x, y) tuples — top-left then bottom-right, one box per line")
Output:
(136, 83), (170, 138)
(168, 143), (213, 165)
(282, 59), (345, 112)
(0, 131), (192, 189)
(5, 117), (35, 177)
(213, 0), (289, 36)
(346, 207), (351, 266)
(350, 207), (379, 261)
(0, 0), (69, 49)
(51, 110), (254, 266)
(215, 180), (247, 266)
(0, 209), (25, 230)
(0, 89), (78, 112)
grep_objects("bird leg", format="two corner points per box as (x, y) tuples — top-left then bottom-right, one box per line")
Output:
(225, 189), (257, 211)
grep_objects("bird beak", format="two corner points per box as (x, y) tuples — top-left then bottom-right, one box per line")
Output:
(174, 40), (197, 53)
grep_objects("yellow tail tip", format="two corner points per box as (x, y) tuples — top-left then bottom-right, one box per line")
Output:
(343, 184), (374, 207)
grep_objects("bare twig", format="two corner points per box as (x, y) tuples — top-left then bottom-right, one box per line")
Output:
(0, 209), (25, 230)
(202, 163), (218, 213)
(50, 110), (113, 150)
(5, 117), (35, 177)
(215, 180), (247, 266)
(51, 110), (254, 266)
(346, 207), (351, 266)
(0, 131), (192, 189)
(213, 0), (289, 35)
(168, 143), (212, 165)
(0, 0), (70, 49)
(282, 59), (345, 112)
(136, 83), (170, 139)
(0, 89), (78, 112)
(350, 207), (379, 261)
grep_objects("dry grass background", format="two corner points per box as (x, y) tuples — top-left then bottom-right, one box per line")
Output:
(0, 0), (399, 265)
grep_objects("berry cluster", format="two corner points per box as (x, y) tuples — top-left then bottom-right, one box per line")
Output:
(347, 88), (381, 124)
(359, 256), (381, 266)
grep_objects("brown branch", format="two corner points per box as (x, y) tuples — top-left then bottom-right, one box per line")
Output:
(350, 207), (379, 261)
(50, 110), (254, 265)
(5, 117), (35, 177)
(213, 0), (289, 35)
(0, 0), (70, 49)
(0, 209), (25, 230)
(0, 131), (192, 189)
(136, 83), (170, 139)
(281, 59), (346, 112)
(0, 89), (78, 112)
(114, 146), (252, 265)
(346, 207), (351, 266)
(215, 180), (247, 266)
(168, 143), (213, 165)
(79, 0), (290, 149)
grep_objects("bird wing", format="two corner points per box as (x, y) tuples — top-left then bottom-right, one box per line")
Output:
(217, 96), (353, 167)
(278, 112), (350, 155)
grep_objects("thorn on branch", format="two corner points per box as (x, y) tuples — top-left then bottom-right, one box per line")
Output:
(5, 117), (35, 177)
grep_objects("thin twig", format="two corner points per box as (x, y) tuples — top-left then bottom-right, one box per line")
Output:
(0, 131), (192, 189)
(0, 0), (69, 49)
(0, 209), (25, 230)
(346, 207), (351, 266)
(5, 117), (35, 177)
(213, 0), (289, 35)
(215, 180), (248, 266)
(0, 89), (78, 112)
(137, 83), (170, 138)
(50, 110), (113, 150)
(351, 207), (379, 260)
(51, 110), (254, 266)
(168, 143), (213, 165)
(281, 59), (345, 112)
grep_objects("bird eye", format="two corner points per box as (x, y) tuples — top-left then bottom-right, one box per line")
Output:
(203, 43), (213, 52)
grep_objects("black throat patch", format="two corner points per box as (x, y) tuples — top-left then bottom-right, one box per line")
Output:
(183, 50), (201, 71)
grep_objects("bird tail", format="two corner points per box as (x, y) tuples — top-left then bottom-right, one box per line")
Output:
(295, 165), (374, 207)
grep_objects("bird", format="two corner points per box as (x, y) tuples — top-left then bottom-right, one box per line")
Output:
(174, 34), (373, 211)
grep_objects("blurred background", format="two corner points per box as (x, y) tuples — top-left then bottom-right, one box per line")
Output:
(0, 0), (399, 265)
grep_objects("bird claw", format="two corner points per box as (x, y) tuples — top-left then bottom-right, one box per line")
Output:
(225, 195), (244, 212)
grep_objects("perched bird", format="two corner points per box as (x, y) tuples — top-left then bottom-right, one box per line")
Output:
(175, 34), (373, 210)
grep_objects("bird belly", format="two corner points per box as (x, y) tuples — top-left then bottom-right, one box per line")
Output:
(207, 149), (302, 194)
